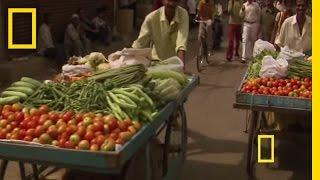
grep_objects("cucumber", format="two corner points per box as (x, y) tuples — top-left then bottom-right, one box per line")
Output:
(21, 77), (42, 87)
(0, 96), (20, 105)
(6, 87), (34, 95)
(11, 81), (37, 89)
(1, 91), (28, 100)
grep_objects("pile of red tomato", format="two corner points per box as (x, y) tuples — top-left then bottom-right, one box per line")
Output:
(241, 77), (312, 98)
(0, 104), (141, 151)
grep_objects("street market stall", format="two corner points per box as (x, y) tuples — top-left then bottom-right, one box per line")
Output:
(233, 45), (312, 176)
(0, 49), (199, 180)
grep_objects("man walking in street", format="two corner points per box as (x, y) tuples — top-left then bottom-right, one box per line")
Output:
(226, 0), (243, 61)
(271, 0), (293, 43)
(197, 0), (215, 56)
(132, 0), (189, 66)
(260, 0), (278, 42)
(239, 0), (261, 63)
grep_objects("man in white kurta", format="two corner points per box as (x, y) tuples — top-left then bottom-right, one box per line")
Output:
(239, 0), (261, 63)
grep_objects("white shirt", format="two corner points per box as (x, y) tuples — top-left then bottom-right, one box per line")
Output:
(239, 2), (261, 23)
(187, 0), (196, 14)
(37, 23), (54, 55)
(92, 17), (106, 28)
(275, 15), (312, 53)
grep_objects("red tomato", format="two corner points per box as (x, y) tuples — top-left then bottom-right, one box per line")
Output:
(49, 112), (59, 122)
(76, 126), (86, 137)
(18, 129), (26, 140)
(47, 125), (59, 138)
(30, 108), (40, 116)
(87, 124), (94, 132)
(94, 131), (103, 137)
(10, 133), (19, 140)
(2, 111), (13, 119)
(10, 121), (18, 129)
(96, 135), (106, 146)
(117, 121), (128, 132)
(23, 135), (33, 142)
(93, 116), (103, 123)
(112, 128), (121, 134)
(76, 113), (84, 121)
(6, 133), (12, 139)
(3, 105), (12, 112)
(39, 114), (49, 124)
(19, 120), (28, 129)
(6, 124), (13, 132)
(66, 125), (77, 135)
(38, 105), (49, 114)
(293, 85), (299, 90)
(62, 114), (71, 123)
(84, 131), (94, 141)
(123, 119), (133, 127)
(109, 133), (118, 141)
(7, 114), (16, 122)
(59, 138), (67, 148)
(31, 116), (40, 124)
(290, 79), (297, 85)
(27, 120), (37, 129)
(64, 141), (75, 149)
(15, 112), (24, 122)
(57, 124), (67, 134)
(93, 122), (104, 132)
(304, 77), (311, 83)
(108, 119), (118, 131)
(90, 138), (98, 145)
(115, 138), (124, 145)
(26, 128), (35, 137)
(34, 125), (45, 137)
(0, 129), (7, 139)
(90, 144), (99, 151)
(263, 89), (269, 95)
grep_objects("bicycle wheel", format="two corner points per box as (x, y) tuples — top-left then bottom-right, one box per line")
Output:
(196, 42), (207, 72)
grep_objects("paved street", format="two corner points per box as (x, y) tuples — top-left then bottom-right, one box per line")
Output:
(182, 29), (311, 180)
(2, 27), (311, 180)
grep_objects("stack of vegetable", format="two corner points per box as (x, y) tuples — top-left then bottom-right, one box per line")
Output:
(0, 77), (42, 105)
(89, 64), (147, 87)
(0, 104), (142, 151)
(143, 70), (188, 106)
(288, 58), (312, 78)
(247, 50), (279, 79)
(23, 80), (157, 122)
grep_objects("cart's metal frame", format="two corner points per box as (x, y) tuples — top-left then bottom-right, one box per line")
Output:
(0, 76), (199, 180)
(234, 75), (311, 177)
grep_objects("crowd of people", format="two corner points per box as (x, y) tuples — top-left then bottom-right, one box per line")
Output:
(37, 7), (112, 67)
(37, 0), (312, 69)
(227, 0), (311, 63)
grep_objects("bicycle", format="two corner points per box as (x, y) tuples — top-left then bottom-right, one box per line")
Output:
(194, 19), (211, 72)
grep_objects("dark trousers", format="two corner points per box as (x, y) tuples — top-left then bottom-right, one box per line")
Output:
(226, 24), (241, 59)
(44, 44), (67, 67)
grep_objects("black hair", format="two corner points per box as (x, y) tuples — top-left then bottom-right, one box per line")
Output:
(97, 6), (107, 14)
(41, 13), (50, 24)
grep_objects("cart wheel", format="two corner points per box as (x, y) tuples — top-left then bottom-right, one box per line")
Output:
(0, 160), (8, 180)
(163, 105), (187, 176)
(246, 111), (260, 177)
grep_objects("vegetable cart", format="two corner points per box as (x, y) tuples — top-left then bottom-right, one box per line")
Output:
(0, 75), (199, 180)
(233, 74), (311, 177)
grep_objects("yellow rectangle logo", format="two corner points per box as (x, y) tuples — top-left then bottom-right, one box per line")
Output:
(257, 135), (274, 163)
(8, 8), (37, 49)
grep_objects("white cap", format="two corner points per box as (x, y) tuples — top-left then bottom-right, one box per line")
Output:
(71, 14), (79, 20)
